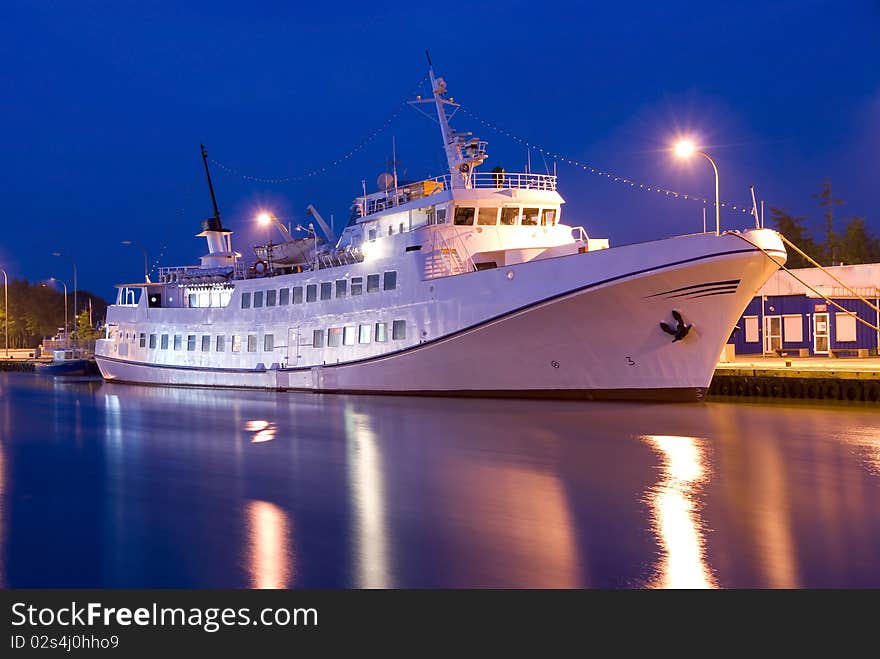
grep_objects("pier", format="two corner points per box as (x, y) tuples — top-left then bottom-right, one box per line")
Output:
(710, 356), (880, 402)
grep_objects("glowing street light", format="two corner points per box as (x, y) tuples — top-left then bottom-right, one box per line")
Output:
(44, 277), (69, 346)
(673, 139), (720, 236)
(256, 212), (273, 227)
(51, 251), (78, 343)
(0, 265), (8, 357)
(121, 240), (150, 283)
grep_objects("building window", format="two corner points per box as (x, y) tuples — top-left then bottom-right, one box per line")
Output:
(343, 326), (356, 346)
(320, 282), (332, 300)
(201, 335), (211, 351)
(247, 335), (257, 352)
(328, 327), (342, 347)
(216, 335), (226, 352)
(375, 322), (387, 342)
(335, 280), (347, 298)
(253, 291), (264, 308)
(522, 208), (540, 226)
(161, 334), (169, 350)
(266, 290), (277, 307)
(501, 207), (519, 225)
(383, 271), (397, 291)
(139, 333), (146, 348)
(187, 334), (196, 351)
(264, 334), (274, 351)
(367, 274), (380, 293)
(306, 284), (317, 302)
(232, 335), (242, 353)
(478, 207), (498, 225)
(279, 288), (290, 305)
(351, 277), (363, 295)
(392, 320), (406, 340)
(149, 334), (157, 349)
(241, 292), (251, 309)
(359, 324), (372, 344)
(173, 335), (182, 351)
(783, 315), (803, 344)
(744, 316), (759, 343)
(454, 207), (475, 225)
(312, 329), (324, 348)
(293, 286), (303, 304)
(835, 313), (857, 342)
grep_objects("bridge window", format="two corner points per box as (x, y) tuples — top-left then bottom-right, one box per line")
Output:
(306, 284), (317, 302)
(320, 282), (332, 300)
(266, 290), (277, 307)
(542, 208), (557, 225)
(264, 334), (274, 352)
(253, 291), (264, 308)
(392, 320), (406, 340)
(436, 208), (447, 224)
(336, 280), (347, 298)
(351, 277), (363, 295)
(293, 286), (304, 304)
(454, 207), (475, 225)
(149, 334), (157, 349)
(187, 335), (196, 351)
(328, 327), (342, 347)
(501, 207), (519, 225)
(478, 208), (498, 225)
(279, 288), (290, 305)
(161, 334), (169, 350)
(232, 335), (242, 353)
(383, 271), (397, 291)
(312, 330), (324, 348)
(139, 333), (146, 348)
(375, 322), (387, 343)
(247, 335), (257, 352)
(173, 335), (182, 351)
(367, 274), (380, 293)
(216, 335), (226, 352)
(201, 335), (211, 352)
(522, 208), (539, 226)
(241, 292), (251, 309)
(359, 324), (372, 344)
(343, 326), (356, 346)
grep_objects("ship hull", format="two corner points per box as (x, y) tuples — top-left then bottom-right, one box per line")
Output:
(95, 229), (785, 401)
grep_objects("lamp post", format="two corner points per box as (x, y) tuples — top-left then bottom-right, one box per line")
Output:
(674, 140), (721, 236)
(256, 212), (275, 273)
(121, 240), (150, 282)
(46, 277), (69, 347)
(0, 266), (7, 357)
(51, 252), (77, 343)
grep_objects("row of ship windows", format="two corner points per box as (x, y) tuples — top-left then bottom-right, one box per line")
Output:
(131, 320), (407, 353)
(453, 207), (557, 227)
(240, 271), (397, 309)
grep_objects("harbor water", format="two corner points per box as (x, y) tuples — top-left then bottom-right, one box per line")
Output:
(0, 372), (878, 588)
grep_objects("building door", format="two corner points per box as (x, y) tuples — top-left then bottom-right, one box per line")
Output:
(813, 313), (830, 354)
(286, 327), (299, 367)
(764, 315), (782, 354)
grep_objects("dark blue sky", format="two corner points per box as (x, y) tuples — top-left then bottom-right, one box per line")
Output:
(1, 1), (877, 298)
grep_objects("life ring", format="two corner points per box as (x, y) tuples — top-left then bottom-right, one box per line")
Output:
(254, 260), (269, 273)
(459, 163), (470, 173)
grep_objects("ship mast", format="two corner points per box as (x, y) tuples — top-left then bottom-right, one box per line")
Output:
(413, 51), (487, 189)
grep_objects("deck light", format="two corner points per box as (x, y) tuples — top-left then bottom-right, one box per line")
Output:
(257, 212), (273, 226)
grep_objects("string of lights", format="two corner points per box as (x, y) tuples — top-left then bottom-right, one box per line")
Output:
(458, 107), (756, 217)
(210, 74), (430, 185)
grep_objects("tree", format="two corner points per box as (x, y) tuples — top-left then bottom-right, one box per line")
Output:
(76, 309), (102, 340)
(838, 216), (880, 265)
(813, 178), (845, 265)
(769, 207), (819, 268)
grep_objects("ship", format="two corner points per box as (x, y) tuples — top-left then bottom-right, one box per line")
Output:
(95, 61), (787, 401)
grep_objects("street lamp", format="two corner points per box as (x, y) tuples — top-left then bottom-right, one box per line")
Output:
(45, 277), (69, 347)
(51, 252), (78, 343)
(121, 240), (150, 283)
(673, 139), (721, 236)
(0, 266), (7, 357)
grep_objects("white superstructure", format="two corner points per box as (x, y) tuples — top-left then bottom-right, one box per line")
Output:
(96, 64), (786, 401)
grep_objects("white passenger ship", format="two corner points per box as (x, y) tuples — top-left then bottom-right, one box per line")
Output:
(96, 63), (786, 401)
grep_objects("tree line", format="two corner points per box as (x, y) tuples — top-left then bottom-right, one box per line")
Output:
(0, 278), (107, 349)
(769, 179), (879, 268)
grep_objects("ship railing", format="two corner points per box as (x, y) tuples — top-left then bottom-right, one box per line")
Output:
(358, 172), (558, 218)
(570, 226), (588, 244)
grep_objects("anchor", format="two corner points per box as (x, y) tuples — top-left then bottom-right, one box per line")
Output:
(660, 310), (693, 343)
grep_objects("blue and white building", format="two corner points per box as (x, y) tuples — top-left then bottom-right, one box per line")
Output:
(730, 263), (880, 356)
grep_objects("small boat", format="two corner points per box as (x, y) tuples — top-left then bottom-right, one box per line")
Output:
(35, 349), (96, 377)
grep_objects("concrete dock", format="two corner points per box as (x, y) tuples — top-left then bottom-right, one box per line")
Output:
(711, 356), (880, 402)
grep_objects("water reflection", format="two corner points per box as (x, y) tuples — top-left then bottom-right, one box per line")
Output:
(246, 500), (293, 589)
(643, 435), (717, 589)
(244, 419), (277, 443)
(344, 406), (392, 588)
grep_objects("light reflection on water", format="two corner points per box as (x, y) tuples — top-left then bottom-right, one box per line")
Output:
(1, 372), (880, 588)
